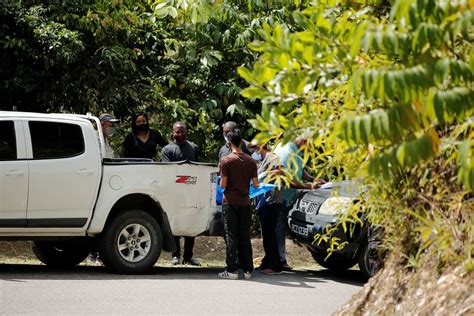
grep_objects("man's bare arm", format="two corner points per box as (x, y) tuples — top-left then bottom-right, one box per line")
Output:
(251, 177), (259, 188)
(220, 176), (228, 189)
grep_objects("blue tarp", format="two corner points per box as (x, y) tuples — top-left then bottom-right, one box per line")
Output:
(216, 177), (276, 205)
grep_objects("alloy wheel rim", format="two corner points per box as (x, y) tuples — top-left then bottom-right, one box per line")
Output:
(117, 223), (151, 263)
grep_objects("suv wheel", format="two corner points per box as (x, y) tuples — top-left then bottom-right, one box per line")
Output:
(32, 240), (90, 267)
(310, 250), (356, 271)
(357, 242), (371, 278)
(99, 209), (162, 274)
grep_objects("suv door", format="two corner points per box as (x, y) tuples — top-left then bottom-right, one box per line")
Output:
(25, 119), (100, 227)
(0, 119), (28, 227)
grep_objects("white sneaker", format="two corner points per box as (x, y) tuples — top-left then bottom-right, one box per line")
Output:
(243, 271), (252, 280)
(171, 256), (180, 265)
(218, 270), (238, 280)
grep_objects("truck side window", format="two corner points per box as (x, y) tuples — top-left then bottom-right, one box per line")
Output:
(29, 121), (85, 159)
(0, 121), (17, 160)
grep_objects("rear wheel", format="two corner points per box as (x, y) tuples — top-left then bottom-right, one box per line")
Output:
(98, 209), (162, 274)
(32, 240), (90, 267)
(310, 250), (356, 271)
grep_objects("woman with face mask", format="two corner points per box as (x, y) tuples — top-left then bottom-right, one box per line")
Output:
(122, 112), (168, 159)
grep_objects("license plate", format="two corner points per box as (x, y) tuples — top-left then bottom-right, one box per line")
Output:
(291, 223), (309, 237)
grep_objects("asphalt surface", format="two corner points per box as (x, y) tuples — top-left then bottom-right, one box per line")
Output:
(0, 264), (366, 315)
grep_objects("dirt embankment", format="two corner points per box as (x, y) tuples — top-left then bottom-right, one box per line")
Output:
(335, 256), (474, 315)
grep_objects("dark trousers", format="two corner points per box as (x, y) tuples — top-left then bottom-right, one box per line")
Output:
(172, 236), (195, 260)
(222, 204), (253, 273)
(258, 203), (283, 272)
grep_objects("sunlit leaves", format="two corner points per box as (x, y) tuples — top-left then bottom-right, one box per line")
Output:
(425, 87), (474, 124)
(151, 0), (212, 23)
(354, 64), (435, 103)
(368, 128), (440, 178)
(340, 104), (421, 145)
(240, 0), (473, 191)
(346, 0), (474, 189)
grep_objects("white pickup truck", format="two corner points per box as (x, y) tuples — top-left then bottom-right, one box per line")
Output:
(0, 111), (220, 273)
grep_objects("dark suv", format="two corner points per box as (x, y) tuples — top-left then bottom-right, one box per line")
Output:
(287, 181), (373, 278)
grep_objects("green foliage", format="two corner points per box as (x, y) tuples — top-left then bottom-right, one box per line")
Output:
(345, 0), (474, 189)
(0, 0), (297, 161)
(239, 0), (473, 272)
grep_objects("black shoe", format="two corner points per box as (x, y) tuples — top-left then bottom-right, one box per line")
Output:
(182, 258), (201, 266)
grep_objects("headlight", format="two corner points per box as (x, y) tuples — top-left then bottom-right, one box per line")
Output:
(318, 197), (353, 215)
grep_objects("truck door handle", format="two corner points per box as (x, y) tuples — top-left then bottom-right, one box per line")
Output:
(5, 170), (25, 176)
(76, 169), (94, 175)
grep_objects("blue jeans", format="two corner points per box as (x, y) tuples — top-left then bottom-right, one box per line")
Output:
(276, 202), (290, 263)
(258, 203), (283, 271)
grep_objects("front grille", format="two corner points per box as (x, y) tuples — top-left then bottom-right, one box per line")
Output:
(299, 199), (320, 214)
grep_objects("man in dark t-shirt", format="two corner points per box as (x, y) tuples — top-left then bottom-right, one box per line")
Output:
(161, 123), (199, 162)
(162, 121), (200, 266)
(218, 129), (259, 280)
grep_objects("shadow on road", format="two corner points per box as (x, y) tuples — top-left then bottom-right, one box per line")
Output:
(0, 263), (367, 288)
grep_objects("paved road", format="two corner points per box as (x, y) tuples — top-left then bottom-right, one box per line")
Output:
(0, 264), (365, 315)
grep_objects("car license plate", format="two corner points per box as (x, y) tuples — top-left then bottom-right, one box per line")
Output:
(291, 223), (309, 237)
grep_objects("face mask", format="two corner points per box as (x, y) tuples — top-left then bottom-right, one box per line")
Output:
(106, 127), (115, 137)
(136, 123), (149, 132)
(251, 152), (262, 161)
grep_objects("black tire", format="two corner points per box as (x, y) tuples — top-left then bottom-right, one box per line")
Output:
(357, 242), (371, 278)
(98, 209), (162, 274)
(32, 240), (90, 267)
(310, 250), (356, 271)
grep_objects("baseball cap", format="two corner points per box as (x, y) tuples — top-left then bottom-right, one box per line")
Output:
(99, 113), (119, 122)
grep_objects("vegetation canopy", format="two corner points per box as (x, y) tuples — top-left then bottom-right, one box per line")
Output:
(0, 0), (298, 160)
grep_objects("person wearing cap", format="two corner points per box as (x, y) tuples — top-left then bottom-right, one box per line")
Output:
(273, 134), (326, 270)
(99, 113), (119, 158)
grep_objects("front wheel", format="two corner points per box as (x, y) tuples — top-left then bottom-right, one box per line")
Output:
(98, 209), (162, 274)
(358, 242), (382, 278)
(32, 240), (90, 267)
(310, 250), (356, 271)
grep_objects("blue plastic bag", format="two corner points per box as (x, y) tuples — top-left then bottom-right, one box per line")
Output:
(216, 176), (276, 205)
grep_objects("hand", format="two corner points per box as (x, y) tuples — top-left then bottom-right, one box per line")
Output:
(310, 179), (326, 190)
